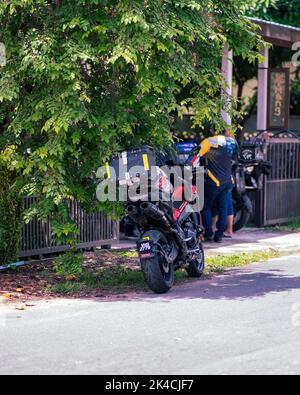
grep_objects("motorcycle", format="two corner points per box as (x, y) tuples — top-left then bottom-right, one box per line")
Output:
(233, 139), (272, 232)
(107, 146), (205, 294)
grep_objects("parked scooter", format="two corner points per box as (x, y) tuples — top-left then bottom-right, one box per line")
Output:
(233, 128), (300, 231)
(106, 147), (205, 294)
(233, 155), (272, 232)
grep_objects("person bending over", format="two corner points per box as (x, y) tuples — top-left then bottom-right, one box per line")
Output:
(200, 130), (238, 243)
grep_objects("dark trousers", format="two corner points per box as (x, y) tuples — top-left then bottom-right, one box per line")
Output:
(202, 182), (231, 238)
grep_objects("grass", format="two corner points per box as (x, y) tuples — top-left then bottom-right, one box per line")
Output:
(205, 250), (280, 274)
(265, 217), (300, 233)
(287, 217), (300, 232)
(113, 250), (138, 259)
(53, 250), (280, 295)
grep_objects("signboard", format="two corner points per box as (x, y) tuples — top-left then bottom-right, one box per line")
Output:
(268, 69), (290, 130)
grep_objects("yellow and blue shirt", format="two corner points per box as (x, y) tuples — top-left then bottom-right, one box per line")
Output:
(200, 135), (239, 187)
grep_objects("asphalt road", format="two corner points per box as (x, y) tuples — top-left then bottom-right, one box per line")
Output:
(1, 255), (300, 375)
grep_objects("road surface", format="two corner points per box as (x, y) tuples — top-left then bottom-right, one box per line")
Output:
(1, 255), (300, 375)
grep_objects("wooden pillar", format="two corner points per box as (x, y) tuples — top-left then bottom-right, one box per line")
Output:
(221, 44), (233, 126)
(257, 46), (269, 131)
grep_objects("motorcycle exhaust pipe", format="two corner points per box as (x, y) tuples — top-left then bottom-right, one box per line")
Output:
(140, 202), (166, 222)
(126, 205), (148, 228)
(126, 204), (139, 216)
(140, 202), (175, 232)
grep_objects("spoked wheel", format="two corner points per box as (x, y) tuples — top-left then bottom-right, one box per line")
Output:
(141, 234), (175, 294)
(186, 242), (205, 278)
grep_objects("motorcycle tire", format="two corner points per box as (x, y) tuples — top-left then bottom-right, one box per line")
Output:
(233, 207), (251, 233)
(141, 234), (175, 294)
(184, 212), (205, 278)
(186, 243), (205, 278)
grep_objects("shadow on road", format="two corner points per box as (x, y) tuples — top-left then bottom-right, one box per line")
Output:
(96, 263), (300, 304)
(165, 269), (300, 301)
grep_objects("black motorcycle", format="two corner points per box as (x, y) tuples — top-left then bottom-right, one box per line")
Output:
(233, 139), (272, 232)
(107, 147), (205, 294)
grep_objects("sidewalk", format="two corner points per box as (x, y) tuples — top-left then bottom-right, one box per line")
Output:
(114, 229), (300, 257)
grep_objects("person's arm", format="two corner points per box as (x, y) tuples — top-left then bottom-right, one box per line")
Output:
(199, 138), (211, 157)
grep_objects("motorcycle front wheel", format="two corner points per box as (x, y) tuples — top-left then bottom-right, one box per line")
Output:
(141, 234), (175, 294)
(233, 206), (251, 232)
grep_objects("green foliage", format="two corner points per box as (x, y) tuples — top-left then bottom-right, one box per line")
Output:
(252, 0), (300, 27)
(53, 250), (84, 276)
(246, 0), (277, 17)
(0, 162), (23, 265)
(0, 0), (266, 251)
(287, 217), (300, 232)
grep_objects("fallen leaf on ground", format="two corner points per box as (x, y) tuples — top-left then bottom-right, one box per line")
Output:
(66, 275), (77, 282)
(16, 288), (23, 293)
(3, 293), (13, 299)
(16, 305), (26, 311)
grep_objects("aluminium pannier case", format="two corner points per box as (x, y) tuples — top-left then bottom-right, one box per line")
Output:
(107, 146), (156, 183)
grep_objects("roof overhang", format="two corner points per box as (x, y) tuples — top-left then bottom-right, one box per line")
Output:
(249, 18), (300, 48)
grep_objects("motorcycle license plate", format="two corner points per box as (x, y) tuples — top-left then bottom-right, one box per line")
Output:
(138, 240), (155, 259)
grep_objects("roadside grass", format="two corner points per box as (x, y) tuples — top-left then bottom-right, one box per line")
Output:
(52, 250), (280, 295)
(287, 217), (300, 232)
(265, 217), (300, 233)
(205, 250), (280, 273)
(112, 250), (138, 259)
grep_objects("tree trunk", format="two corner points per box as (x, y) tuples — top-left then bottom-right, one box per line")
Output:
(236, 81), (245, 142)
(0, 164), (23, 265)
(237, 81), (245, 112)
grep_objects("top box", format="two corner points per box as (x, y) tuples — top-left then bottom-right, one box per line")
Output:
(107, 146), (157, 184)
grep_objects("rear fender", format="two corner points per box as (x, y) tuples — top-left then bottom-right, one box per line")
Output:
(137, 230), (178, 262)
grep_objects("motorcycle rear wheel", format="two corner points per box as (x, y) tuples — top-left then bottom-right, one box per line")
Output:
(141, 234), (175, 294)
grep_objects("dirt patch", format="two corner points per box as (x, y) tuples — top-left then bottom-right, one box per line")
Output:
(0, 249), (281, 307)
(0, 250), (142, 304)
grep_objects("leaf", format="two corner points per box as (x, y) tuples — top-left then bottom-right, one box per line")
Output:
(16, 305), (26, 311)
(66, 275), (77, 282)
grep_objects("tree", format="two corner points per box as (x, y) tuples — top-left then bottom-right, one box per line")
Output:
(0, 0), (266, 264)
(254, 0), (300, 26)
(234, 0), (300, 139)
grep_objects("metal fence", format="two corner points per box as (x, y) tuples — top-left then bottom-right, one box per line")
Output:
(20, 198), (119, 258)
(262, 138), (300, 226)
